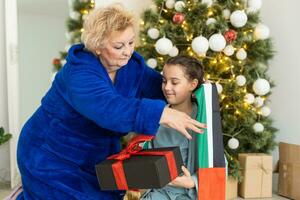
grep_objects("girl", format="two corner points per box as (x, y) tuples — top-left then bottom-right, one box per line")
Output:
(141, 55), (205, 200)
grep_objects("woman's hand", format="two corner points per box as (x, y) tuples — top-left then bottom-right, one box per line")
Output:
(168, 166), (195, 189)
(159, 107), (206, 139)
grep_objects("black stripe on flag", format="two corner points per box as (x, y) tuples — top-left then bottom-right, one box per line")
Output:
(211, 84), (226, 167)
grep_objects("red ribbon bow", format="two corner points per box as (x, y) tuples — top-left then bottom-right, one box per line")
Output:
(107, 135), (179, 190)
(108, 135), (154, 161)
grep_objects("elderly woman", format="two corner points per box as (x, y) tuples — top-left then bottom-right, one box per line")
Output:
(16, 4), (205, 200)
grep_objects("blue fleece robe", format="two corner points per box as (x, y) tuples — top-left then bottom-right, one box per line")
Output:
(16, 44), (166, 200)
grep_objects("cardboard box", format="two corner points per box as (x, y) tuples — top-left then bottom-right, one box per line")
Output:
(226, 177), (238, 200)
(238, 153), (272, 198)
(278, 142), (300, 199)
(95, 147), (183, 190)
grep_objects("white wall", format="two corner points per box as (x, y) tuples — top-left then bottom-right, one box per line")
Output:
(0, 0), (10, 183)
(261, 0), (300, 164)
(18, 8), (68, 127)
(0, 1), (68, 184)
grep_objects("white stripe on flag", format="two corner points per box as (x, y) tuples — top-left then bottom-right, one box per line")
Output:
(204, 83), (213, 168)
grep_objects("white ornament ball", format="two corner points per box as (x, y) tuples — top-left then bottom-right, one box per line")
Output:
(253, 78), (270, 96)
(228, 138), (239, 149)
(236, 48), (247, 60)
(201, 0), (213, 7)
(244, 93), (255, 104)
(209, 33), (226, 52)
(174, 1), (185, 12)
(147, 28), (160, 39)
(155, 37), (173, 55)
(247, 0), (262, 13)
(254, 96), (264, 107)
(192, 36), (209, 54)
(222, 9), (231, 20)
(216, 83), (223, 94)
(61, 59), (66, 66)
(147, 58), (157, 69)
(230, 10), (248, 28)
(223, 45), (235, 56)
(254, 24), (270, 40)
(65, 32), (73, 40)
(165, 0), (175, 9)
(168, 46), (179, 57)
(261, 106), (271, 117)
(236, 75), (246, 86)
(206, 18), (217, 25)
(70, 11), (81, 20)
(253, 122), (264, 132)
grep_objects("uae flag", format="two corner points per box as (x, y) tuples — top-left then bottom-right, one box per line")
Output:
(194, 83), (226, 200)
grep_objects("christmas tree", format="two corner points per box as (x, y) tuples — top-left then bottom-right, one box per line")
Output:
(52, 0), (95, 71)
(137, 0), (277, 180)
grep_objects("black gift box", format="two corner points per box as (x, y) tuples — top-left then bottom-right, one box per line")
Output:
(95, 147), (183, 190)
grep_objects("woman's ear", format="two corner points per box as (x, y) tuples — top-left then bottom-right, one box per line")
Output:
(96, 49), (101, 56)
(190, 79), (199, 91)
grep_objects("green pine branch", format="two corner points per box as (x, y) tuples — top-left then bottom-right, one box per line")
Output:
(0, 127), (12, 146)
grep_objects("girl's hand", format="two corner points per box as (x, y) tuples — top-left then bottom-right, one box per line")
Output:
(168, 166), (195, 189)
(159, 107), (206, 140)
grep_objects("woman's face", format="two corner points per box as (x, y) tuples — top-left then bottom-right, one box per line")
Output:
(97, 26), (135, 72)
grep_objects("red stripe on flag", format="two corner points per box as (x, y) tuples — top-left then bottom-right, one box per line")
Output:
(198, 168), (226, 200)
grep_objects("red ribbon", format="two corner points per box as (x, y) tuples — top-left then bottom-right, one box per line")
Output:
(107, 135), (179, 190)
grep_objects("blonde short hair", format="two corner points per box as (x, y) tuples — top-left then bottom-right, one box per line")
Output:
(81, 4), (136, 55)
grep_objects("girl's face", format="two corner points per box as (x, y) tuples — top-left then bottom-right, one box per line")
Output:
(97, 26), (135, 72)
(162, 64), (198, 106)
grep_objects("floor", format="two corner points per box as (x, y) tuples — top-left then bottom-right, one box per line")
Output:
(0, 174), (290, 200)
(0, 189), (290, 200)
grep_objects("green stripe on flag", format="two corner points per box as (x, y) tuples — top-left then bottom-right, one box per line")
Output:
(195, 85), (209, 168)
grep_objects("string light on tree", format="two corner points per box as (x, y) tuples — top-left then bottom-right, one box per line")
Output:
(155, 37), (173, 55)
(228, 137), (239, 149)
(253, 122), (264, 132)
(209, 33), (226, 52)
(230, 10), (248, 28)
(253, 78), (270, 96)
